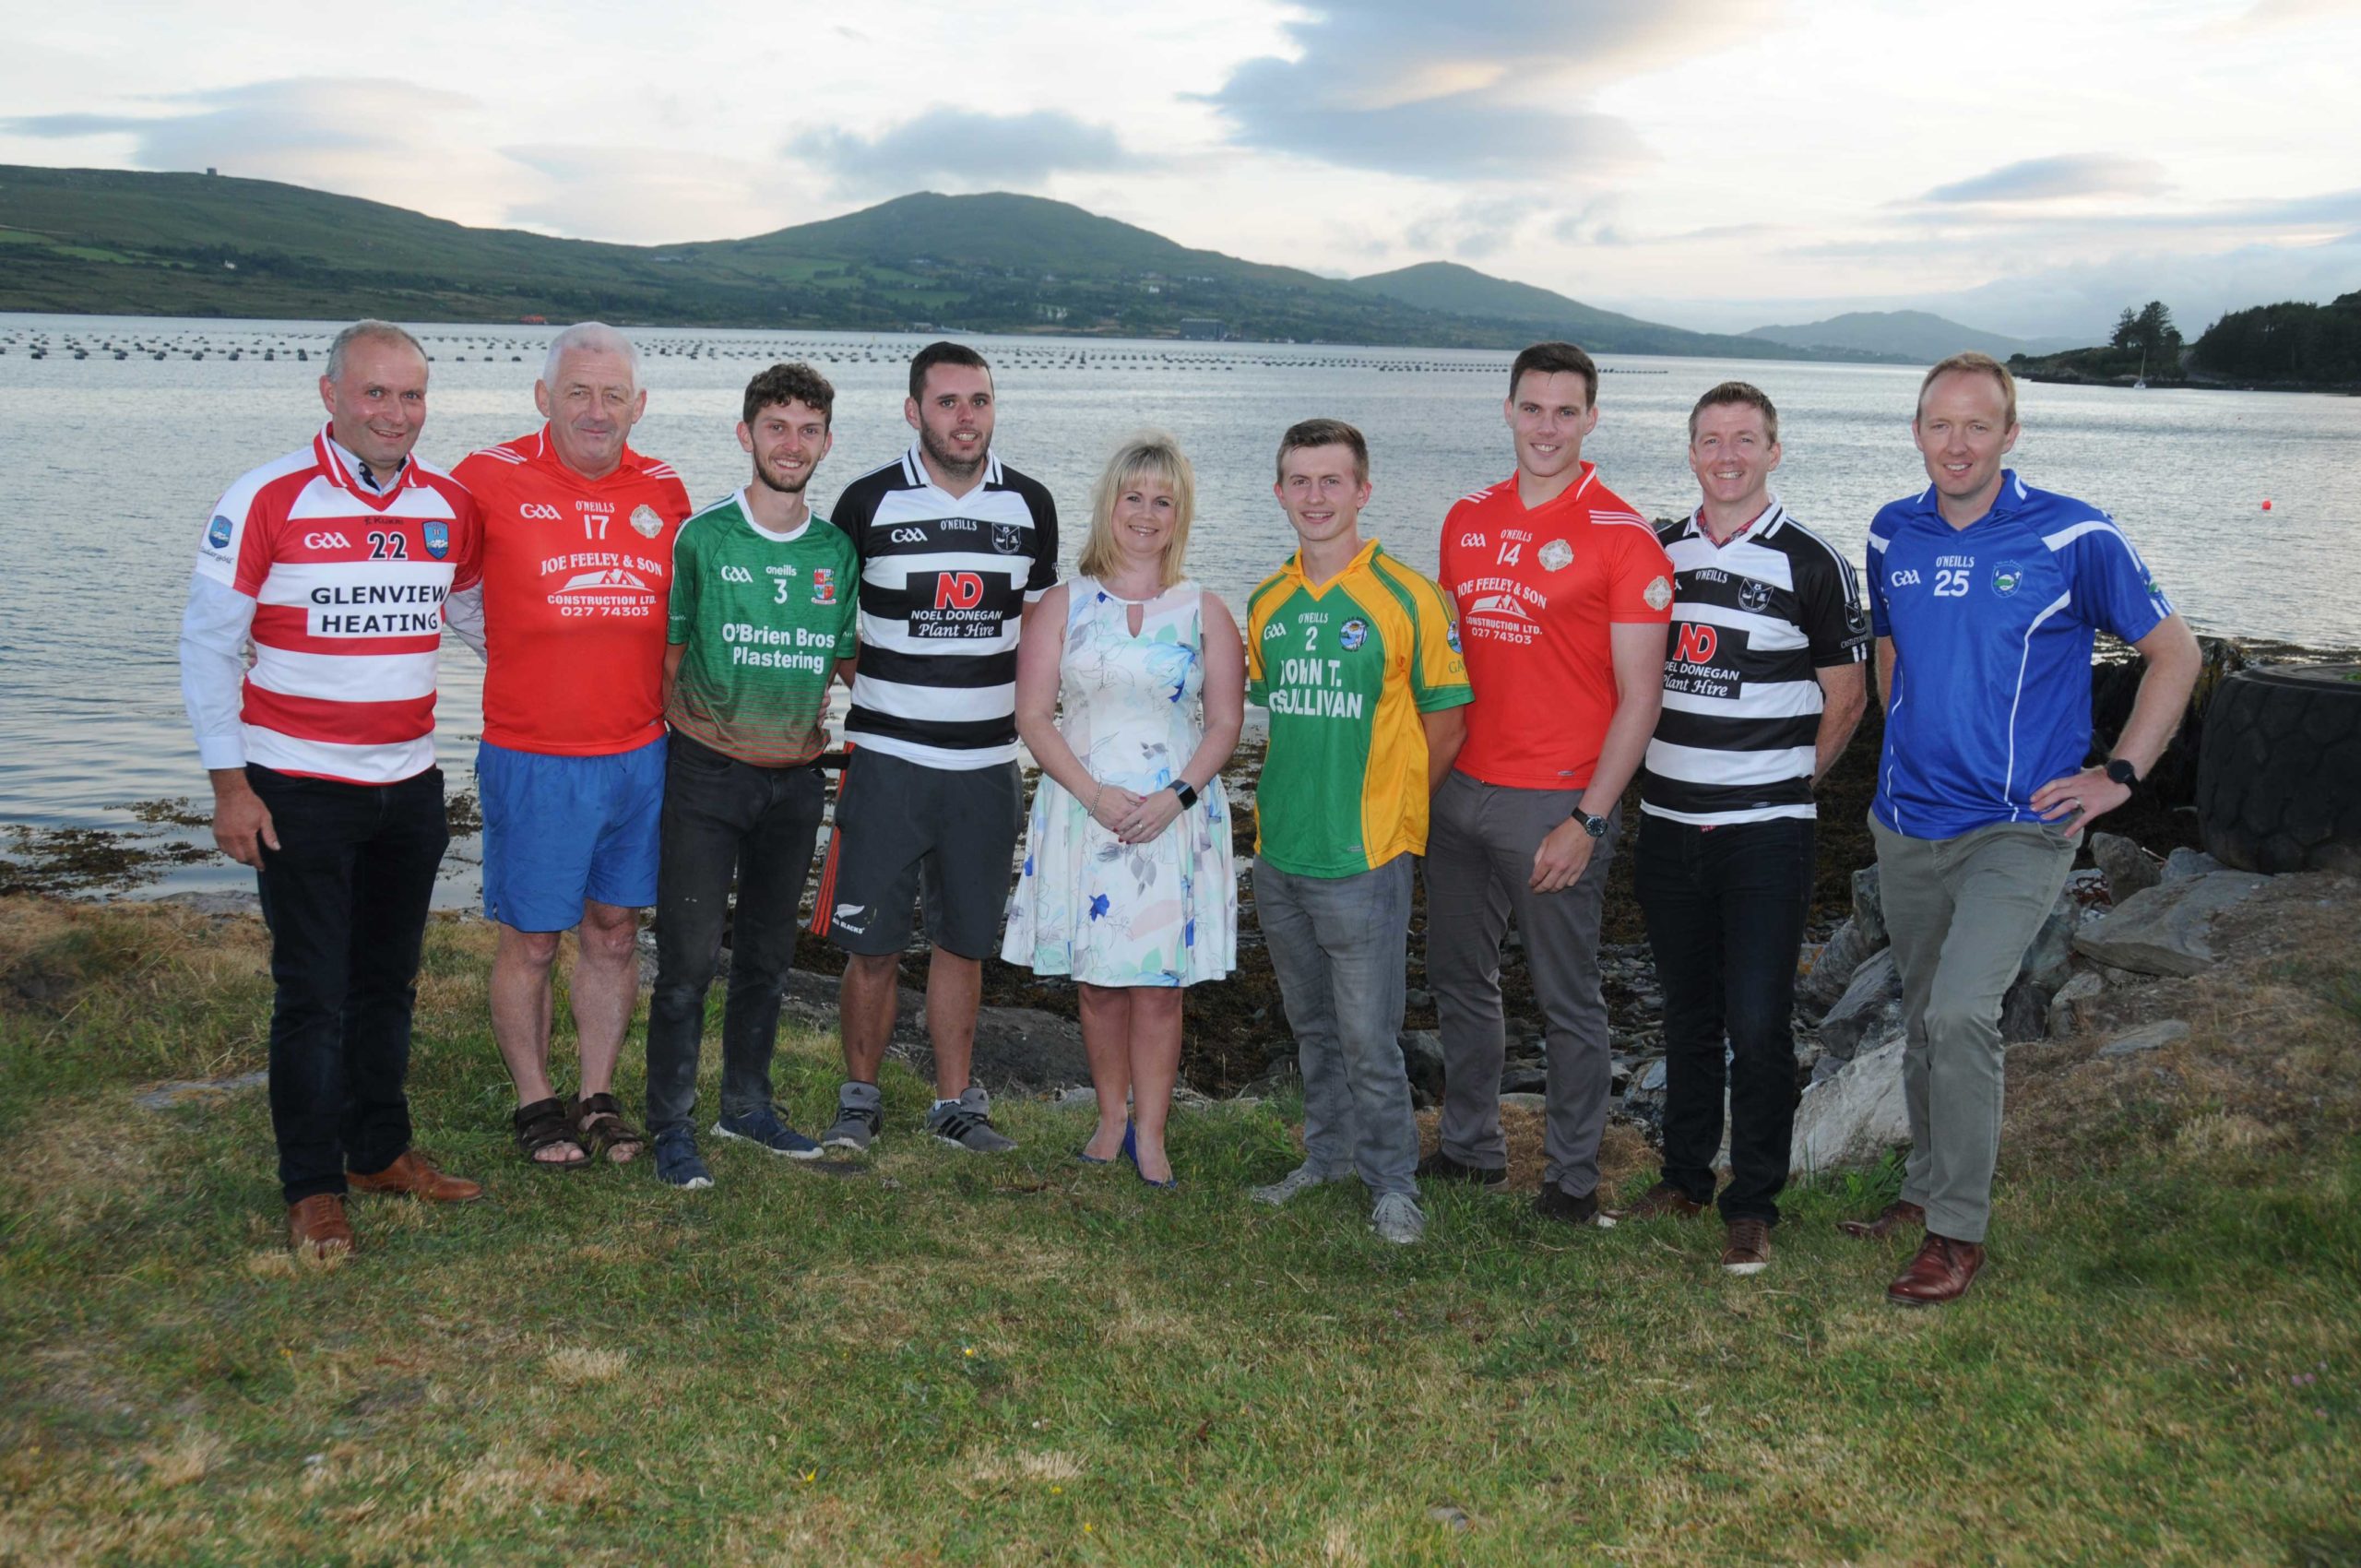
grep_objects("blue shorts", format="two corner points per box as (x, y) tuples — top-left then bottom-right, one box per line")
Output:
(478, 734), (667, 931)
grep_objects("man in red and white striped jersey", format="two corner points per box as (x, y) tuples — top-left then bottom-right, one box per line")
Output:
(179, 319), (487, 1260)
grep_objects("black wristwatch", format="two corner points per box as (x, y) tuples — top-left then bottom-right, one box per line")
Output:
(1170, 780), (1199, 810)
(1572, 806), (1609, 839)
(2103, 757), (2140, 791)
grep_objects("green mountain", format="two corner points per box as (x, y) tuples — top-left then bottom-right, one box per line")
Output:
(0, 164), (1844, 358)
(1347, 260), (1855, 361)
(1743, 309), (2070, 362)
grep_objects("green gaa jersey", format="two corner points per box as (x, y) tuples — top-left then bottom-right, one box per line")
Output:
(666, 492), (858, 766)
(1246, 539), (1471, 876)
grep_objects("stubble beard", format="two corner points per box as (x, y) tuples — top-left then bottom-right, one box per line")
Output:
(919, 423), (988, 486)
(752, 457), (812, 496)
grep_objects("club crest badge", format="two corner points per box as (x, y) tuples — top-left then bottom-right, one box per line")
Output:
(206, 514), (233, 549)
(630, 505), (663, 539)
(811, 567), (837, 605)
(1643, 576), (1673, 612)
(1340, 618), (1369, 651)
(422, 520), (450, 560)
(991, 520), (1023, 554)
(1538, 539), (1573, 573)
(1738, 579), (1771, 613)
(1991, 560), (2024, 597)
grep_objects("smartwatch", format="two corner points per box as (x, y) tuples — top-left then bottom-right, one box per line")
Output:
(1572, 807), (1609, 839)
(1171, 779), (1199, 810)
(2103, 758), (2140, 791)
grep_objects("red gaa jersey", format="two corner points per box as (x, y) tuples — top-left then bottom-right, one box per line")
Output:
(1437, 464), (1675, 790)
(454, 427), (692, 755)
(195, 426), (482, 785)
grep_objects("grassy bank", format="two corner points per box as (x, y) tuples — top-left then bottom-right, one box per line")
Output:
(3, 896), (2358, 1565)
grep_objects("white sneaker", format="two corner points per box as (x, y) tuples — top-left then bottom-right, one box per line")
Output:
(1370, 1193), (1427, 1245)
(1250, 1161), (1350, 1206)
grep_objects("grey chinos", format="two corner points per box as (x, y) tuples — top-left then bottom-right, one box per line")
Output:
(1871, 815), (2078, 1244)
(1426, 770), (1620, 1198)
(1253, 852), (1420, 1198)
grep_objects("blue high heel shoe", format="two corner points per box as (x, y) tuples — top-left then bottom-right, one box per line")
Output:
(1120, 1122), (1178, 1191)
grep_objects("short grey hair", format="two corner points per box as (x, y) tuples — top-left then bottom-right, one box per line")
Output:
(541, 322), (640, 391)
(326, 319), (426, 381)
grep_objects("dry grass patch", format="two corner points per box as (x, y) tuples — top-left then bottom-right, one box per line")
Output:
(136, 1427), (228, 1489)
(964, 1446), (1083, 1486)
(546, 1345), (628, 1385)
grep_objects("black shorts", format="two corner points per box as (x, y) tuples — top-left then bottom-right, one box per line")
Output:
(813, 747), (1022, 959)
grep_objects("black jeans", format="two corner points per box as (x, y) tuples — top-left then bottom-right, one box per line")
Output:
(249, 764), (449, 1203)
(646, 733), (827, 1136)
(1632, 813), (1814, 1226)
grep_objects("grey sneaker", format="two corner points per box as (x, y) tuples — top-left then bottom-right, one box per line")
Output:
(927, 1086), (1017, 1153)
(1370, 1193), (1427, 1245)
(1250, 1161), (1351, 1206)
(823, 1083), (884, 1153)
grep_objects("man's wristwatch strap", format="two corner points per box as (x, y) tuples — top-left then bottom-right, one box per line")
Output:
(2104, 757), (2140, 790)
(1572, 807), (1609, 838)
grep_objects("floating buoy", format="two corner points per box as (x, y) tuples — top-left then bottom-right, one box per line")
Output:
(2262, 499), (2274, 511)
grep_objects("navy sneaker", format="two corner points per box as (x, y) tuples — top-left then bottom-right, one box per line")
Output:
(652, 1128), (712, 1190)
(713, 1105), (825, 1160)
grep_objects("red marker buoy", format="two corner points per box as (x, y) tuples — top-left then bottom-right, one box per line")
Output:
(2261, 499), (2274, 511)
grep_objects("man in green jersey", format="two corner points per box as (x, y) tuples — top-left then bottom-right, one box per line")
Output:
(646, 362), (858, 1189)
(1244, 419), (1471, 1244)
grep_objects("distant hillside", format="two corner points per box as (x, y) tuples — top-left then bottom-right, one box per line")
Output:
(1347, 261), (1853, 361)
(0, 165), (1837, 360)
(2191, 291), (2361, 388)
(1742, 309), (2072, 362)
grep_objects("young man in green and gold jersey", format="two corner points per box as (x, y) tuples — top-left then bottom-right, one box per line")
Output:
(1244, 419), (1471, 1244)
(645, 362), (859, 1189)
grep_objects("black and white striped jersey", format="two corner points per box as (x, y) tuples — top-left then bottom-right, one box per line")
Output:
(1640, 501), (1868, 825)
(831, 445), (1060, 769)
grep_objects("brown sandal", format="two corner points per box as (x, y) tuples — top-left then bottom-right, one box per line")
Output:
(513, 1097), (590, 1169)
(572, 1093), (647, 1164)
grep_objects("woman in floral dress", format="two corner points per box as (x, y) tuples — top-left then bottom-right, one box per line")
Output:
(1003, 432), (1242, 1186)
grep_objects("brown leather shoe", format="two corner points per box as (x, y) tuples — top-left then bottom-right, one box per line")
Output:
(1886, 1231), (1987, 1306)
(1721, 1218), (1773, 1275)
(348, 1149), (482, 1203)
(1837, 1198), (1926, 1241)
(287, 1194), (355, 1258)
(1623, 1182), (1709, 1221)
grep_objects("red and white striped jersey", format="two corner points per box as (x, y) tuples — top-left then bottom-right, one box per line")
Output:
(194, 426), (483, 784)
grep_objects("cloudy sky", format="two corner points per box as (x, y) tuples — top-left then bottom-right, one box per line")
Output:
(6, 0), (2358, 339)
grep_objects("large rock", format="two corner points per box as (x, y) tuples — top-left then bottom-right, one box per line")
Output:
(2090, 833), (2162, 902)
(2071, 871), (2270, 977)
(1789, 1034), (1909, 1175)
(1818, 949), (1902, 1060)
(915, 1001), (1090, 1093)
(1397, 1029), (1446, 1102)
(1852, 865), (1888, 950)
(1799, 919), (1878, 1013)
(2162, 848), (2225, 885)
(2098, 1019), (2191, 1058)
(2047, 970), (2106, 1038)
(1999, 974), (2049, 1043)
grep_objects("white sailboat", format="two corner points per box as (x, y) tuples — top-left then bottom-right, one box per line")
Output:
(2133, 350), (2148, 389)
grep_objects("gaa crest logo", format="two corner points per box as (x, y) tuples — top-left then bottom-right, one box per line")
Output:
(630, 505), (663, 539)
(1991, 561), (2023, 598)
(1643, 576), (1673, 612)
(1538, 539), (1573, 573)
(1738, 579), (1771, 613)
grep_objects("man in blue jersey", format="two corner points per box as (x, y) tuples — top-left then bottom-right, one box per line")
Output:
(1845, 352), (2200, 1306)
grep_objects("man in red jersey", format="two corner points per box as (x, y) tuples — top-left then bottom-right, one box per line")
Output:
(180, 320), (486, 1258)
(447, 324), (691, 1170)
(1424, 341), (1675, 1226)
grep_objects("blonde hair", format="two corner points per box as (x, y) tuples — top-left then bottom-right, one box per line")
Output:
(1077, 431), (1196, 590)
(1917, 351), (2018, 429)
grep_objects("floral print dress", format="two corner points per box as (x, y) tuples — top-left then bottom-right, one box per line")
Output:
(1002, 577), (1237, 987)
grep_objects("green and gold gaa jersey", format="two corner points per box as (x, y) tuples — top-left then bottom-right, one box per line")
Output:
(666, 492), (858, 766)
(1246, 539), (1471, 876)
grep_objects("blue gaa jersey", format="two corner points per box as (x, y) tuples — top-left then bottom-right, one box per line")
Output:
(1867, 470), (2173, 839)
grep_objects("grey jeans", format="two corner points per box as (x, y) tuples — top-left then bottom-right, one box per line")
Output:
(1426, 772), (1619, 1198)
(1872, 815), (2078, 1244)
(1253, 853), (1419, 1199)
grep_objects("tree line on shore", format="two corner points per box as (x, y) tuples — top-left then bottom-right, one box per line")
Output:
(2011, 291), (2361, 389)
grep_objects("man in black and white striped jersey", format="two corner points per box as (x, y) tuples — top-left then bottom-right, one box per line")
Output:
(1627, 381), (1869, 1275)
(811, 341), (1059, 1154)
